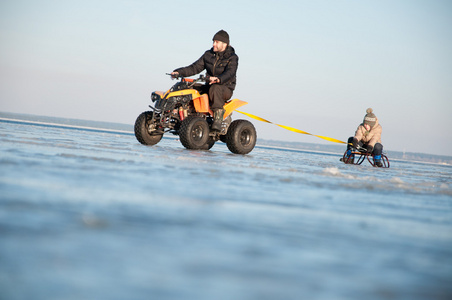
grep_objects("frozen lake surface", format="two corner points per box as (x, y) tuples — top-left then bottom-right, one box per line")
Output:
(1, 119), (451, 300)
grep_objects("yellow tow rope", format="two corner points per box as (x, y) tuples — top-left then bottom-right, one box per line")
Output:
(235, 110), (348, 145)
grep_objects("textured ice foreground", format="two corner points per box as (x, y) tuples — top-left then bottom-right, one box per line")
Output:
(1, 120), (451, 300)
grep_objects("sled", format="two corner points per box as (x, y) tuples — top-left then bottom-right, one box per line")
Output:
(342, 146), (390, 168)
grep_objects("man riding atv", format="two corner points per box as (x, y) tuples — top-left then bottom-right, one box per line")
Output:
(171, 30), (238, 132)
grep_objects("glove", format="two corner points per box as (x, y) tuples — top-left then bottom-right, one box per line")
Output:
(366, 145), (373, 153)
(352, 138), (359, 149)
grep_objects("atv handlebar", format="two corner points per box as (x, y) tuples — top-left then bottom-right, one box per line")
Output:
(166, 72), (179, 79)
(166, 73), (206, 87)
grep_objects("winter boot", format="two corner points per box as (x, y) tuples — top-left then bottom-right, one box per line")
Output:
(211, 109), (225, 131)
(373, 155), (383, 167)
(340, 150), (354, 164)
(346, 149), (355, 164)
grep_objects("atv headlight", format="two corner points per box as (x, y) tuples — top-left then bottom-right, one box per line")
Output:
(151, 92), (161, 102)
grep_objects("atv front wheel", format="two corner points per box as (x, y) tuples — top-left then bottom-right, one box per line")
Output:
(179, 116), (212, 150)
(225, 120), (257, 154)
(203, 136), (216, 150)
(134, 111), (163, 145)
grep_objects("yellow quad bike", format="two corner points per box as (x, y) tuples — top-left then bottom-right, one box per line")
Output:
(134, 74), (257, 154)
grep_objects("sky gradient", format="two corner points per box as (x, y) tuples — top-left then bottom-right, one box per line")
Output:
(1, 0), (451, 156)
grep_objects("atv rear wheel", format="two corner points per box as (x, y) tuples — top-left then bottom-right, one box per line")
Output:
(134, 111), (163, 145)
(225, 120), (257, 154)
(179, 116), (212, 150)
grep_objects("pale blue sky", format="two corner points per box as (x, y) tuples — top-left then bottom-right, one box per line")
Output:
(1, 0), (451, 156)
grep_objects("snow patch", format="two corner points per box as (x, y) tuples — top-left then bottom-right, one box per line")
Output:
(323, 167), (341, 176)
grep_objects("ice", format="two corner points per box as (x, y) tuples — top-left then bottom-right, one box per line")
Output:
(1, 119), (452, 300)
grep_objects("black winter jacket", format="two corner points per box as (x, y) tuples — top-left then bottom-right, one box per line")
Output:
(174, 46), (238, 91)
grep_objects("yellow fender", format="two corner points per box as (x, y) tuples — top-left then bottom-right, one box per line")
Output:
(164, 89), (201, 99)
(223, 99), (248, 119)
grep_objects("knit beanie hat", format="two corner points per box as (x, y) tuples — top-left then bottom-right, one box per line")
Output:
(363, 108), (377, 128)
(213, 30), (229, 45)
